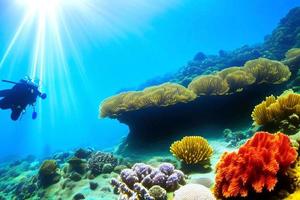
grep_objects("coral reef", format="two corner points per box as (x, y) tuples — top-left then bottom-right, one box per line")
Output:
(214, 132), (297, 199)
(174, 183), (216, 200)
(251, 90), (300, 134)
(87, 151), (118, 176)
(100, 83), (197, 118)
(187, 75), (229, 96)
(111, 162), (186, 199)
(38, 160), (61, 188)
(137, 7), (300, 88)
(170, 136), (213, 165)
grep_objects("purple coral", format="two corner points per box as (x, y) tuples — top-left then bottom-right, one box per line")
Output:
(111, 162), (186, 199)
(120, 169), (139, 187)
(133, 183), (155, 200)
(132, 163), (153, 180)
(152, 172), (167, 187)
(158, 163), (174, 175)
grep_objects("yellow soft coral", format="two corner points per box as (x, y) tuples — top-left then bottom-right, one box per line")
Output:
(244, 58), (291, 84)
(252, 91), (300, 127)
(285, 190), (300, 200)
(100, 83), (197, 118)
(188, 75), (229, 96)
(170, 136), (213, 164)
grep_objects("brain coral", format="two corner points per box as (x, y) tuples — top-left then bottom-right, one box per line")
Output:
(244, 58), (291, 84)
(187, 75), (229, 96)
(214, 132), (297, 199)
(100, 83), (196, 118)
(174, 183), (216, 200)
(251, 91), (300, 133)
(170, 136), (213, 164)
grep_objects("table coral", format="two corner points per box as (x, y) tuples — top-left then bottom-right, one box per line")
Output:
(244, 58), (291, 84)
(100, 83), (197, 118)
(187, 75), (229, 96)
(170, 136), (213, 165)
(214, 132), (297, 199)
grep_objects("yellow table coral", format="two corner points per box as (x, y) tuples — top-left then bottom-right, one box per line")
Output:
(188, 75), (229, 96)
(100, 83), (197, 118)
(244, 58), (291, 84)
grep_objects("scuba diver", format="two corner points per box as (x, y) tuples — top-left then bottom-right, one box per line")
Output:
(0, 77), (47, 121)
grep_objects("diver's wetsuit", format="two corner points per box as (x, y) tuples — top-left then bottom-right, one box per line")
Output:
(0, 80), (42, 120)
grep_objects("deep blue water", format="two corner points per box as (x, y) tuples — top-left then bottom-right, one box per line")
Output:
(0, 0), (299, 159)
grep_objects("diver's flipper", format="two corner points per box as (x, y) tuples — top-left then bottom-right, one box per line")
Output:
(11, 109), (22, 121)
(0, 89), (12, 97)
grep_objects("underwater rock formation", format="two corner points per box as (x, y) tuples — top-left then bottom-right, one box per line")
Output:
(38, 160), (61, 188)
(214, 132), (297, 199)
(67, 157), (87, 175)
(252, 90), (300, 134)
(174, 183), (216, 200)
(111, 162), (186, 199)
(100, 56), (292, 154)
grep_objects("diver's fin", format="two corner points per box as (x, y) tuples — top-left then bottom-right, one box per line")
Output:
(0, 89), (12, 97)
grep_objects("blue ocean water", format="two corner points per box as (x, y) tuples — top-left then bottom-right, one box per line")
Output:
(0, 0), (299, 159)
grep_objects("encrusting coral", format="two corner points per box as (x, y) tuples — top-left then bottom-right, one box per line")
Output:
(100, 83), (197, 118)
(244, 58), (291, 84)
(251, 90), (300, 134)
(111, 163), (186, 199)
(170, 136), (213, 165)
(214, 132), (297, 199)
(187, 75), (229, 96)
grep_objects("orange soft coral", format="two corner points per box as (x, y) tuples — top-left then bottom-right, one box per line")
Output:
(214, 132), (297, 199)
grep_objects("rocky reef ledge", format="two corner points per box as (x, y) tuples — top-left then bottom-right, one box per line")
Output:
(100, 54), (300, 155)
